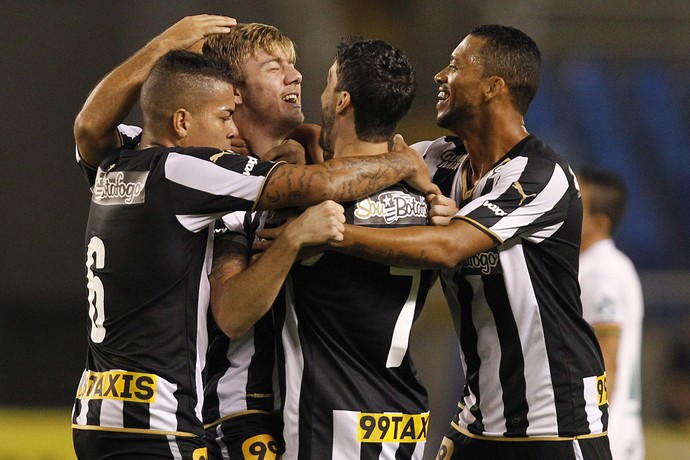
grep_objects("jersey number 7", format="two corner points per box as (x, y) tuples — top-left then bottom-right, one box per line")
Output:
(386, 267), (421, 368)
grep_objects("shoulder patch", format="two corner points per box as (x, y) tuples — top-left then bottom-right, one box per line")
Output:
(93, 168), (148, 205)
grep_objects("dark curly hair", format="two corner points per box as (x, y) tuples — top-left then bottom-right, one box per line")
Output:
(334, 36), (416, 142)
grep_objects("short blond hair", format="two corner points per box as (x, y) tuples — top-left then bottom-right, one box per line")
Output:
(203, 23), (297, 85)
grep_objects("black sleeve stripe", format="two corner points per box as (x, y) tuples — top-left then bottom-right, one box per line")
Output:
(250, 161), (286, 213)
(452, 215), (504, 244)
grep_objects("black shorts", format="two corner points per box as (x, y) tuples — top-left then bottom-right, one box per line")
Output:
(436, 428), (612, 460)
(73, 428), (207, 460)
(204, 412), (284, 460)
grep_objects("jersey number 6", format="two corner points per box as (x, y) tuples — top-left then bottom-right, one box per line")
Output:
(86, 236), (107, 343)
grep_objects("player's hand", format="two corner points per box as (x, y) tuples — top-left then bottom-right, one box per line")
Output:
(150, 15), (237, 53)
(394, 134), (441, 195)
(253, 209), (300, 250)
(283, 200), (345, 247)
(262, 139), (306, 165)
(288, 123), (325, 164)
(265, 208), (300, 226)
(230, 138), (252, 156)
(428, 193), (458, 226)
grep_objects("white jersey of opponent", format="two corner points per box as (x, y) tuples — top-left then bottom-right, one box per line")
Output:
(580, 239), (644, 460)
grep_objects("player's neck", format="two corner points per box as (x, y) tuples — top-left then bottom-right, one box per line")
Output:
(249, 135), (287, 159)
(237, 118), (296, 159)
(333, 138), (388, 158)
(462, 116), (529, 184)
(138, 131), (175, 149)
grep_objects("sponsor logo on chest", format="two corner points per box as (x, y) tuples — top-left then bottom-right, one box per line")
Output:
(437, 149), (463, 171)
(354, 191), (427, 225)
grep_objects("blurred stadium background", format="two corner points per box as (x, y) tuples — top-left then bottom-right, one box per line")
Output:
(1, 1), (689, 458)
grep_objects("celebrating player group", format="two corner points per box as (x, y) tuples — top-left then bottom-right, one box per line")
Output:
(71, 11), (617, 460)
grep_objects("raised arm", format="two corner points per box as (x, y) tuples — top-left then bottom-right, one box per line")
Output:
(74, 14), (236, 167)
(256, 135), (441, 210)
(331, 218), (495, 270)
(211, 200), (345, 339)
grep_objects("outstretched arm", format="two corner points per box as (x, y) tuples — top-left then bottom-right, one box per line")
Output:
(74, 14), (236, 167)
(211, 200), (345, 339)
(331, 218), (496, 270)
(256, 134), (441, 210)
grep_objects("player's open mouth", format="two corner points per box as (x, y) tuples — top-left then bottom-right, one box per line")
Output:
(282, 93), (300, 105)
(436, 89), (450, 109)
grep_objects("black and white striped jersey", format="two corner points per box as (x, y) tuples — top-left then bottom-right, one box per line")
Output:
(203, 211), (279, 427)
(279, 183), (433, 460)
(415, 135), (608, 440)
(72, 138), (281, 438)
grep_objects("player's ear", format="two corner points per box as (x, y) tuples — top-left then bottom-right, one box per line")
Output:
(173, 109), (191, 139)
(233, 87), (243, 105)
(335, 91), (350, 114)
(485, 76), (505, 100)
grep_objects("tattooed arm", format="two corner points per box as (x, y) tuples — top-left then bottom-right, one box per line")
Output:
(331, 218), (495, 270)
(256, 135), (440, 210)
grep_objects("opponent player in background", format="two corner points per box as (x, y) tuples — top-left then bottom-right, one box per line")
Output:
(71, 48), (437, 459)
(272, 36), (434, 459)
(329, 25), (612, 460)
(578, 168), (644, 460)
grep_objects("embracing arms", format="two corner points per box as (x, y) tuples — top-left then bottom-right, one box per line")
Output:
(331, 218), (496, 270)
(210, 201), (345, 338)
(256, 191), (494, 270)
(256, 135), (440, 210)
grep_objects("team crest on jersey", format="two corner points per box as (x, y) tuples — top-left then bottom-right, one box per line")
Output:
(354, 190), (427, 226)
(461, 248), (502, 275)
(93, 169), (148, 205)
(485, 158), (511, 182)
